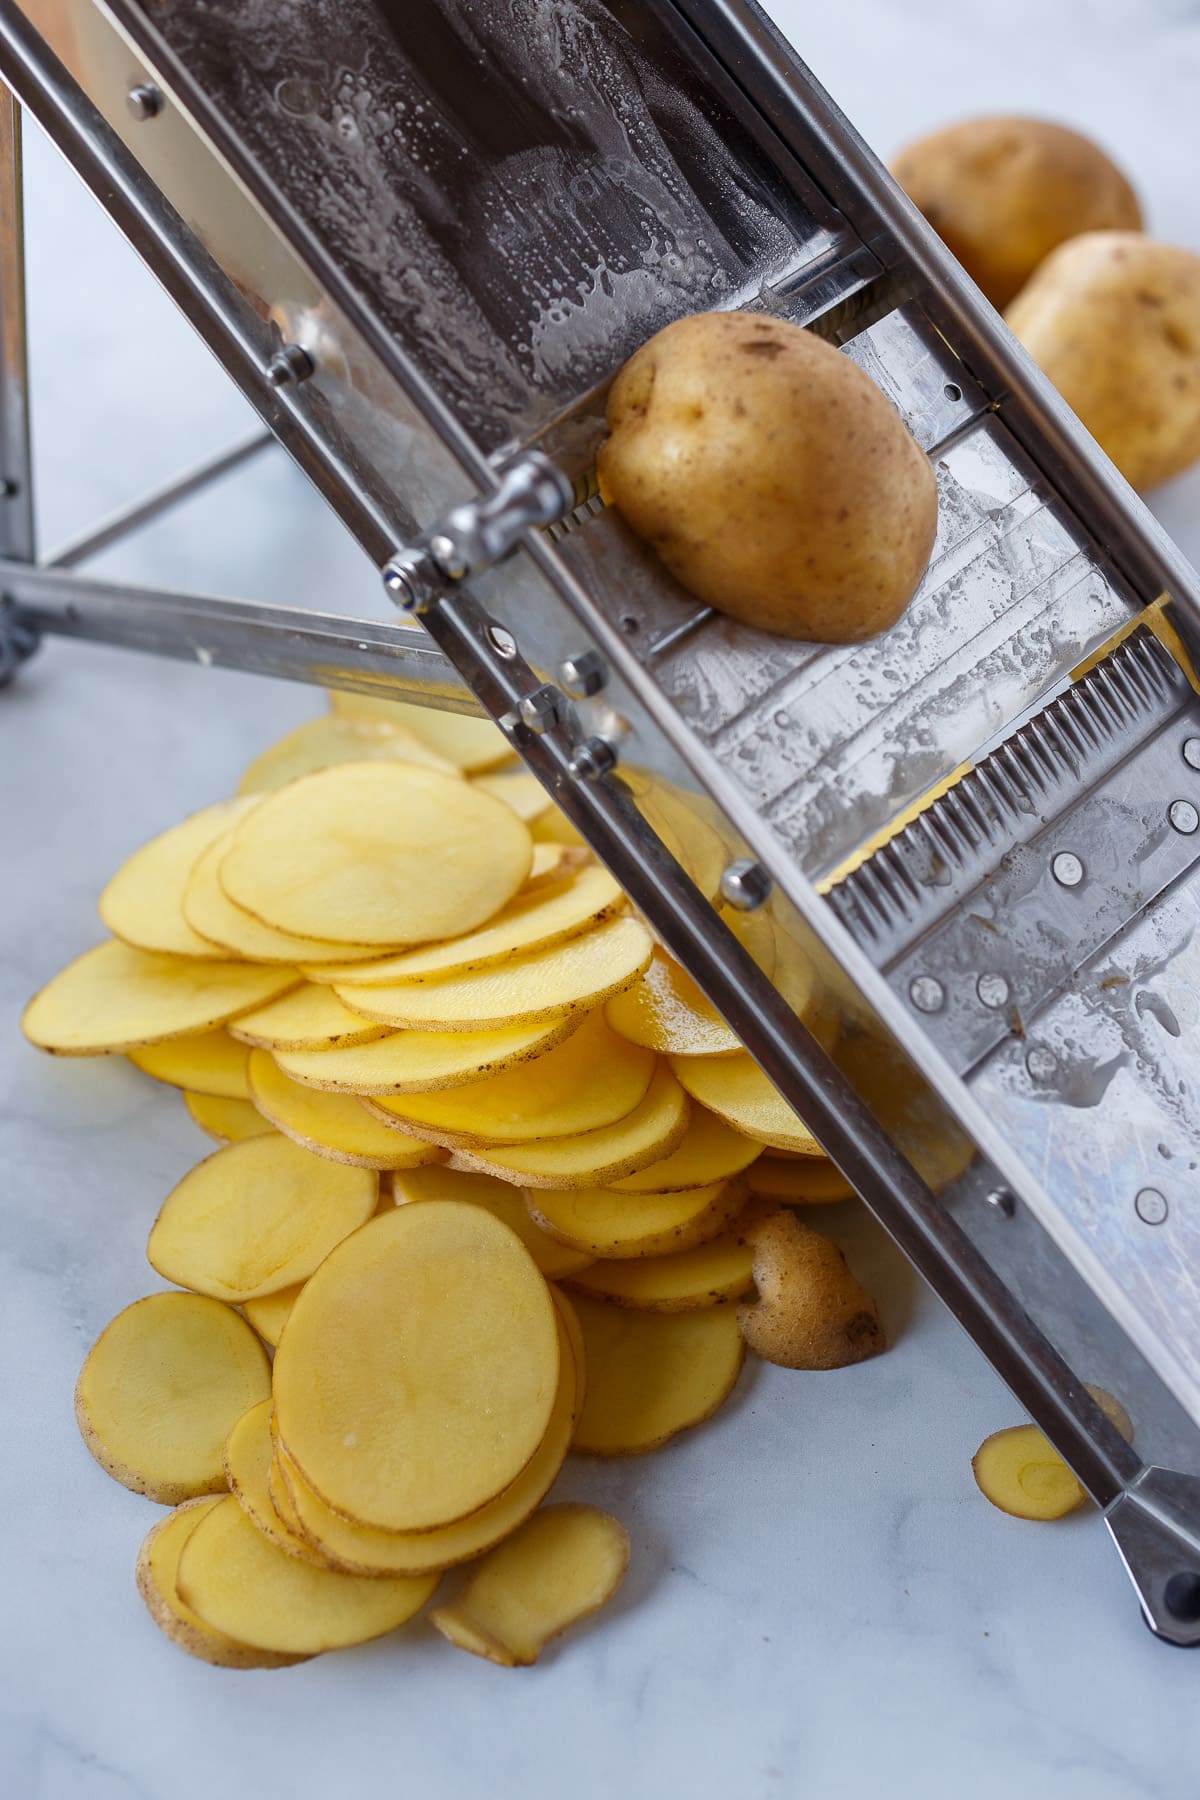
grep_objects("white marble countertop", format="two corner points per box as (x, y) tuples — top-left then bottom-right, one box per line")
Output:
(3, 3), (1199, 1796)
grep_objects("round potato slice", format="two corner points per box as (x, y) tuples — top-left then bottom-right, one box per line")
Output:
(609, 1104), (763, 1193)
(670, 1051), (820, 1153)
(147, 1135), (378, 1302)
(185, 1091), (274, 1144)
(228, 984), (388, 1052)
(391, 1164), (593, 1279)
(129, 1028), (250, 1098)
(328, 692), (512, 771)
(365, 1010), (654, 1146)
(176, 1493), (439, 1654)
(273, 1013), (577, 1095)
(219, 764), (532, 946)
(99, 798), (256, 960)
(746, 1154), (852, 1204)
(137, 1498), (308, 1669)
(571, 1294), (744, 1455)
(184, 832), (398, 965)
(565, 1231), (756, 1311)
(452, 1062), (690, 1188)
(470, 769), (554, 823)
(238, 713), (458, 793)
(247, 1049), (444, 1170)
(22, 941), (298, 1056)
(76, 1292), (271, 1502)
(224, 1400), (332, 1566)
(527, 1178), (746, 1260)
(242, 1282), (303, 1348)
(273, 1203), (560, 1533)
(605, 946), (739, 1056)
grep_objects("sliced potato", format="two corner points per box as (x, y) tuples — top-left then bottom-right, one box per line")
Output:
(147, 1135), (378, 1302)
(452, 1062), (690, 1188)
(184, 832), (398, 965)
(129, 1028), (250, 1098)
(268, 1454), (310, 1542)
(238, 713), (458, 793)
(522, 843), (588, 890)
(247, 1049), (444, 1170)
(224, 1400), (331, 1566)
(137, 1498), (307, 1668)
(565, 1230), (755, 1310)
(471, 769), (554, 823)
(572, 1294), (744, 1455)
(228, 983), (387, 1052)
(220, 764), (531, 946)
(185, 1090), (274, 1144)
(431, 1504), (629, 1666)
(746, 1154), (851, 1203)
(972, 1424), (1087, 1520)
(365, 1010), (654, 1146)
(605, 947), (739, 1056)
(176, 1493), (439, 1654)
(527, 1178), (746, 1260)
(671, 1051), (820, 1153)
(99, 798), (255, 960)
(391, 1164), (594, 1279)
(634, 778), (729, 901)
(273, 1204), (560, 1532)
(610, 1104), (764, 1193)
(242, 1282), (304, 1349)
(530, 805), (588, 847)
(22, 941), (297, 1056)
(274, 1013), (577, 1095)
(328, 693), (511, 772)
(76, 1292), (270, 1502)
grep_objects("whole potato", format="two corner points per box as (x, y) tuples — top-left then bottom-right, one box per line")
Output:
(597, 312), (938, 643)
(1007, 232), (1200, 491)
(892, 117), (1142, 309)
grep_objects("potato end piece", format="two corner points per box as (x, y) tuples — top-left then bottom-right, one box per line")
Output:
(737, 1211), (885, 1370)
(972, 1424), (1088, 1521)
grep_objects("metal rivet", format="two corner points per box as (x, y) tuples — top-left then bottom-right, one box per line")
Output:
(1135, 1187), (1169, 1225)
(1183, 739), (1200, 772)
(976, 972), (1010, 1010)
(559, 649), (607, 699)
(909, 975), (945, 1014)
(126, 83), (163, 121)
(720, 860), (773, 912)
(1164, 1571), (1200, 1622)
(568, 736), (617, 781)
(266, 343), (314, 388)
(0, 477), (17, 498)
(487, 623), (517, 659)
(1052, 851), (1084, 887)
(517, 684), (564, 734)
(1026, 1045), (1057, 1082)
(984, 1187), (1015, 1217)
(1169, 799), (1199, 835)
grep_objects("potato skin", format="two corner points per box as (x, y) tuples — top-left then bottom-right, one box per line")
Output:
(892, 116), (1142, 309)
(598, 312), (937, 643)
(1007, 232), (1200, 490)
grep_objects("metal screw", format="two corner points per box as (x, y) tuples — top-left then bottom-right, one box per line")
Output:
(909, 974), (945, 1014)
(984, 1187), (1015, 1217)
(1169, 799), (1199, 836)
(1025, 1045), (1058, 1082)
(126, 83), (163, 121)
(976, 972), (1010, 1010)
(266, 343), (314, 388)
(517, 684), (564, 734)
(487, 623), (517, 659)
(559, 649), (607, 699)
(1183, 738), (1200, 771)
(0, 477), (16, 498)
(1052, 851), (1084, 887)
(1135, 1187), (1169, 1226)
(381, 545), (441, 614)
(720, 860), (773, 912)
(568, 736), (617, 781)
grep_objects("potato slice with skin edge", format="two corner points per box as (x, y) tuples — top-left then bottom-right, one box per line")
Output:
(671, 1051), (820, 1153)
(185, 1090), (275, 1144)
(269, 1453), (311, 1543)
(220, 764), (532, 947)
(391, 1164), (594, 1279)
(328, 692), (511, 771)
(973, 1387), (1134, 1521)
(184, 832), (398, 965)
(247, 1049), (445, 1171)
(565, 1229), (756, 1310)
(572, 1294), (745, 1456)
(527, 1177), (748, 1260)
(76, 1292), (271, 1503)
(746, 1154), (851, 1204)
(609, 1104), (764, 1193)
(228, 983), (388, 1052)
(431, 1503), (630, 1667)
(336, 916), (652, 1032)
(238, 713), (459, 793)
(605, 947), (739, 1057)
(274, 1012), (578, 1095)
(273, 1203), (561, 1533)
(137, 1498), (309, 1669)
(242, 1282), (304, 1349)
(129, 1029), (250, 1099)
(451, 1063), (690, 1189)
(22, 941), (299, 1056)
(224, 1401), (333, 1567)
(99, 798), (257, 960)
(364, 1010), (654, 1146)
(147, 1135), (378, 1303)
(176, 1493), (439, 1654)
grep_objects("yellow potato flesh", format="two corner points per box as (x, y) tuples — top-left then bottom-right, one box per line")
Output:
(185, 1091), (274, 1144)
(367, 1009), (654, 1145)
(238, 712), (458, 793)
(431, 1503), (629, 1666)
(147, 1134), (378, 1302)
(241, 1282), (304, 1348)
(22, 940), (297, 1056)
(470, 769), (554, 822)
(747, 1155), (852, 1203)
(224, 1400), (331, 1566)
(229, 983), (386, 1052)
(176, 1493), (439, 1654)
(338, 916), (652, 1031)
(323, 864), (624, 988)
(328, 692), (512, 771)
(391, 1164), (594, 1278)
(633, 778), (729, 901)
(609, 1103), (763, 1193)
(273, 1203), (560, 1532)
(572, 1294), (744, 1455)
(452, 1062), (690, 1188)
(565, 1230), (755, 1310)
(605, 946), (739, 1055)
(247, 1049), (443, 1170)
(671, 1051), (820, 1153)
(530, 804), (588, 847)
(99, 798), (255, 959)
(220, 764), (531, 946)
(129, 1028), (250, 1098)
(137, 1498), (307, 1669)
(76, 1292), (270, 1503)
(972, 1424), (1087, 1520)
(184, 832), (397, 965)
(274, 1012), (577, 1094)
(528, 1178), (746, 1259)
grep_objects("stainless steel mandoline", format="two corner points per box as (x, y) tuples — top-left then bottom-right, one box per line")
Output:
(5, 0), (1200, 1644)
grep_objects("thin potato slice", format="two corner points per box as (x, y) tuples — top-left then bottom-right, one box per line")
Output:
(391, 1164), (594, 1278)
(572, 1294), (744, 1455)
(137, 1498), (307, 1669)
(185, 1091), (274, 1144)
(527, 1178), (747, 1260)
(220, 765), (532, 946)
(328, 692), (511, 772)
(274, 1013), (576, 1095)
(365, 1011), (654, 1145)
(269, 1454), (310, 1541)
(521, 843), (588, 890)
(671, 1051), (820, 1153)
(99, 799), (255, 960)
(229, 984), (388, 1052)
(147, 1135), (378, 1302)
(338, 916), (652, 1031)
(746, 1154), (851, 1204)
(224, 1401), (331, 1566)
(972, 1425), (1088, 1521)
(530, 804), (587, 847)
(247, 1049), (444, 1170)
(176, 1494), (439, 1654)
(129, 1028), (250, 1099)
(452, 1063), (690, 1188)
(242, 1282), (303, 1349)
(76, 1292), (270, 1502)
(565, 1230), (755, 1310)
(633, 778), (729, 901)
(238, 713), (458, 793)
(22, 941), (297, 1056)
(609, 1104), (763, 1193)
(605, 947), (739, 1056)
(273, 1203), (560, 1532)
(431, 1504), (629, 1666)
(184, 832), (397, 965)
(471, 769), (554, 823)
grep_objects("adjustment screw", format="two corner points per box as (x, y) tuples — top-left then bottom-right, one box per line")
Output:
(266, 343), (314, 388)
(518, 684), (564, 734)
(1169, 799), (1199, 835)
(1052, 851), (1084, 887)
(127, 83), (163, 121)
(909, 974), (945, 1014)
(984, 1187), (1015, 1217)
(559, 649), (607, 699)
(568, 737), (617, 781)
(720, 860), (772, 912)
